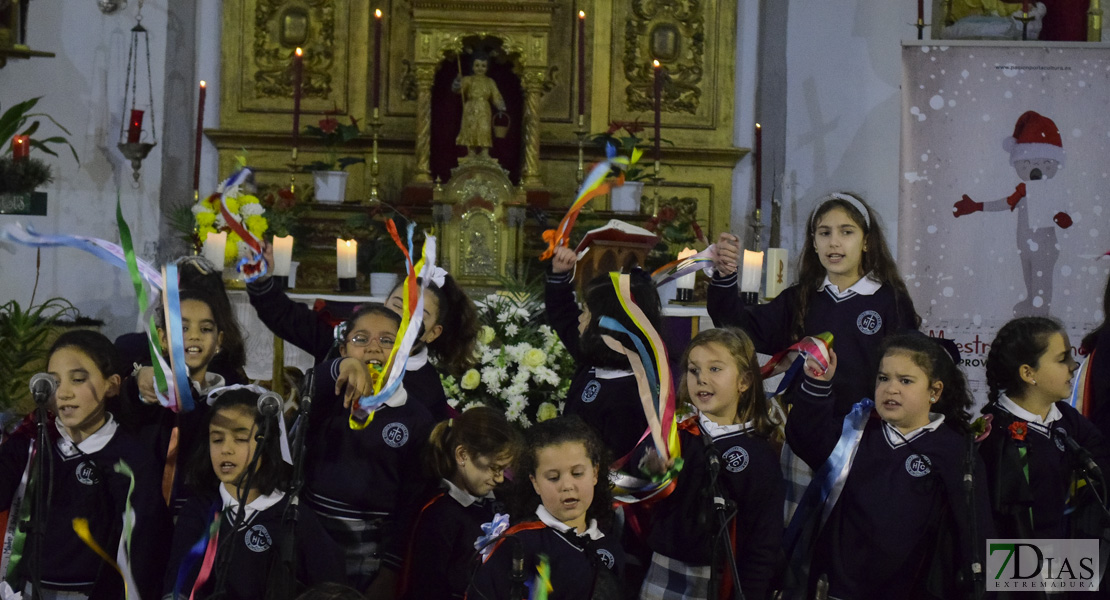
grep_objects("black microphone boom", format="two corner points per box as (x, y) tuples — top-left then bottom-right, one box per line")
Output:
(29, 373), (56, 405)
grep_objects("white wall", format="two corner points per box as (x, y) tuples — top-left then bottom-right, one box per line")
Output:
(0, 2), (169, 338)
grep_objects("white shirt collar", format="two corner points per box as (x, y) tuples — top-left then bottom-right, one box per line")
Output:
(882, 413), (946, 447)
(697, 412), (755, 439)
(442, 478), (494, 508)
(383, 384), (408, 408)
(594, 367), (634, 380)
(818, 272), (882, 297)
(219, 485), (286, 521)
(55, 413), (118, 457)
(406, 347), (429, 371)
(535, 505), (604, 541)
(997, 393), (1062, 426)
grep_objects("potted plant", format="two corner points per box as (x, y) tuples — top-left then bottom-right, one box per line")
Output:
(302, 110), (366, 203)
(589, 119), (671, 213)
(0, 97), (79, 202)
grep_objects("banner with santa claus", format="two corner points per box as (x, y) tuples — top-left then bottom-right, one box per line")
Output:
(900, 41), (1110, 406)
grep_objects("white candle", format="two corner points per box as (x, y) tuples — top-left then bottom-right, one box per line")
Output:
(202, 231), (227, 272)
(336, 238), (358, 279)
(740, 250), (764, 294)
(765, 248), (788, 299)
(676, 247), (697, 290)
(272, 235), (294, 276)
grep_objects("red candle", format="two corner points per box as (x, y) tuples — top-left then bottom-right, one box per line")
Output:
(1022, 0), (1030, 12)
(11, 135), (29, 161)
(193, 80), (206, 192)
(373, 9), (383, 110)
(293, 48), (304, 145)
(127, 109), (144, 144)
(917, 0), (924, 22)
(577, 11), (586, 118)
(754, 123), (763, 211)
(653, 60), (662, 164)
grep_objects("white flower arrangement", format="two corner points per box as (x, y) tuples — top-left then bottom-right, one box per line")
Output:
(442, 287), (575, 427)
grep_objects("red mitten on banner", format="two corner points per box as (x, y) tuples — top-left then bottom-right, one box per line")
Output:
(1054, 212), (1073, 229)
(953, 195), (983, 217)
(1006, 183), (1026, 211)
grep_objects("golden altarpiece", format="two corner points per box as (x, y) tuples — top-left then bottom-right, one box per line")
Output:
(209, 0), (745, 290)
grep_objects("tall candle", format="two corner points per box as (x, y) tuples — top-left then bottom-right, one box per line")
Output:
(293, 48), (304, 145)
(653, 60), (662, 164)
(11, 135), (29, 161)
(1022, 0), (1030, 12)
(676, 247), (697, 291)
(754, 123), (762, 211)
(202, 231), (228, 271)
(272, 235), (294, 276)
(577, 11), (586, 118)
(193, 81), (206, 192)
(917, 0), (924, 22)
(373, 10), (383, 110)
(336, 238), (358, 279)
(127, 109), (144, 144)
(765, 248), (788, 299)
(740, 250), (764, 294)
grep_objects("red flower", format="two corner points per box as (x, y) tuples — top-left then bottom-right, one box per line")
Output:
(318, 117), (339, 134)
(1009, 420), (1028, 442)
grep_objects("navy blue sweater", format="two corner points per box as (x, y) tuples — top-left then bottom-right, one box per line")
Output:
(708, 273), (918, 414)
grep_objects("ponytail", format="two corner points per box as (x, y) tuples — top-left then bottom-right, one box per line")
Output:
(423, 406), (520, 480)
(426, 273), (481, 377)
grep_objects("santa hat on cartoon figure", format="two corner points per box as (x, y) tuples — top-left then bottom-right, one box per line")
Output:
(1003, 110), (1065, 167)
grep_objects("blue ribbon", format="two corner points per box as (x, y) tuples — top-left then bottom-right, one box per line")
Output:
(164, 264), (195, 413)
(598, 316), (660, 408)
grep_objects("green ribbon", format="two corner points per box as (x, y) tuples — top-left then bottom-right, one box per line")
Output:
(116, 198), (170, 399)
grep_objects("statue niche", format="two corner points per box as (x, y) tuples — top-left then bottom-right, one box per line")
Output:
(430, 42), (523, 184)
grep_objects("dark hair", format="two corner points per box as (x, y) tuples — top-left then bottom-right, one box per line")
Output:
(509, 416), (613, 528)
(293, 583), (365, 600)
(985, 316), (1064, 405)
(185, 387), (290, 496)
(156, 289), (236, 366)
(424, 406), (520, 479)
(392, 275), (480, 377)
(339, 303), (402, 350)
(880, 333), (974, 433)
(678, 328), (776, 437)
(1081, 272), (1110, 354)
(49, 329), (124, 380)
(579, 270), (664, 369)
(176, 257), (248, 378)
(795, 193), (920, 340)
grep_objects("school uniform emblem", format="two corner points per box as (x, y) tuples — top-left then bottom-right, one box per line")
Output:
(905, 454), (931, 477)
(75, 461), (99, 486)
(1053, 427), (1067, 452)
(856, 310), (883, 335)
(582, 380), (601, 403)
(722, 446), (749, 473)
(382, 423), (410, 448)
(245, 524), (272, 552)
(595, 548), (616, 569)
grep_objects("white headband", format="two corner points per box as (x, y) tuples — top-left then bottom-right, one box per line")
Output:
(205, 383), (293, 464)
(809, 193), (871, 230)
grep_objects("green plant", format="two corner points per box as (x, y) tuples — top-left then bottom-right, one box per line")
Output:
(0, 97), (80, 165)
(0, 298), (82, 415)
(0, 156), (53, 194)
(302, 110), (366, 172)
(347, 209), (412, 273)
(589, 119), (673, 182)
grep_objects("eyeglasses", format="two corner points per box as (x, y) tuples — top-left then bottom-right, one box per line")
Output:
(348, 334), (395, 349)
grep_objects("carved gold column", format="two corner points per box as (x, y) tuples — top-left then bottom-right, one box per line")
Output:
(413, 64), (436, 183)
(1090, 0), (1103, 41)
(521, 70), (545, 189)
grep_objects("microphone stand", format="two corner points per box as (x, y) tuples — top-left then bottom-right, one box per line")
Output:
(964, 434), (984, 600)
(275, 368), (315, 600)
(27, 399), (50, 600)
(506, 537), (526, 600)
(699, 423), (745, 600)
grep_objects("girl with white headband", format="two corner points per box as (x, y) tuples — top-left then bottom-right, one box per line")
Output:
(708, 192), (921, 415)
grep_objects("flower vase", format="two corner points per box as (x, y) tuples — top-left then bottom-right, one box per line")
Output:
(610, 181), (644, 213)
(313, 171), (348, 204)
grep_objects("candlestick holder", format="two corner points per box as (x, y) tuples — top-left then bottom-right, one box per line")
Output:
(650, 161), (664, 218)
(740, 292), (759, 306)
(289, 147), (298, 195)
(575, 114), (588, 186)
(1017, 11), (1034, 40)
(750, 207), (764, 251)
(368, 107), (383, 205)
(916, 17), (926, 40)
(338, 277), (358, 292)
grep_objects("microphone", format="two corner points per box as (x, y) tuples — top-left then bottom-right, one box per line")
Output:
(1055, 428), (1102, 480)
(508, 539), (526, 599)
(257, 391), (283, 418)
(29, 373), (56, 405)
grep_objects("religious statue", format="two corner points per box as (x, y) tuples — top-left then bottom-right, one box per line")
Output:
(453, 52), (507, 159)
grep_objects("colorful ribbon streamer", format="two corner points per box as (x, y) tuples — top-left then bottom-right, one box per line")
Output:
(528, 554), (553, 600)
(760, 333), (834, 399)
(174, 504), (221, 600)
(71, 461), (141, 600)
(1070, 349), (1094, 418)
(650, 245), (717, 287)
(540, 144), (642, 261)
(213, 169), (268, 282)
(162, 263), (196, 413)
(349, 224), (437, 429)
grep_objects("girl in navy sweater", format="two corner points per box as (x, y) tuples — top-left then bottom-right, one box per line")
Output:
(165, 386), (343, 600)
(979, 316), (1109, 544)
(640, 328), (784, 600)
(468, 416), (624, 600)
(304, 304), (435, 594)
(1079, 274), (1110, 437)
(0, 330), (169, 600)
(785, 333), (992, 599)
(399, 406), (520, 600)
(709, 193), (920, 414)
(545, 245), (663, 459)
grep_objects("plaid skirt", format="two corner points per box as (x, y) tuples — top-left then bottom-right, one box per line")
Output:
(639, 552), (711, 600)
(316, 513), (386, 590)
